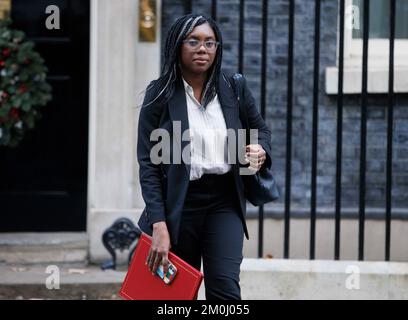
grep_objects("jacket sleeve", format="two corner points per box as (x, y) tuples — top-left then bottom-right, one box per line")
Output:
(137, 87), (166, 226)
(241, 76), (273, 170)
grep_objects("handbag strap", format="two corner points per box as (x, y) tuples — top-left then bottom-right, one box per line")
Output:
(231, 73), (250, 144)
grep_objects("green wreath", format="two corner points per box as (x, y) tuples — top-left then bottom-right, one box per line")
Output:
(0, 19), (52, 147)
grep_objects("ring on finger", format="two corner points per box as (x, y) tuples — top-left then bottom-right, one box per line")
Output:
(152, 254), (161, 270)
(147, 251), (154, 267)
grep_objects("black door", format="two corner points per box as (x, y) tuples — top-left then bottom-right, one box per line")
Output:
(0, 0), (90, 232)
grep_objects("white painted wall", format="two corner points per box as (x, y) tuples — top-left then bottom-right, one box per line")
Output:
(87, 0), (161, 262)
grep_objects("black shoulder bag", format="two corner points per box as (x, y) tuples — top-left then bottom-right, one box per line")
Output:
(231, 73), (280, 206)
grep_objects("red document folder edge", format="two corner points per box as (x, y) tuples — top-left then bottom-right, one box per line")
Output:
(119, 233), (204, 300)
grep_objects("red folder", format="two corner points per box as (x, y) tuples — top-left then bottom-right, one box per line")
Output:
(119, 233), (204, 300)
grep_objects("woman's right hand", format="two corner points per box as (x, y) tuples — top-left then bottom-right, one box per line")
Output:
(146, 221), (171, 277)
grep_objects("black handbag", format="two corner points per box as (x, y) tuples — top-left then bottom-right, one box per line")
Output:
(231, 73), (280, 206)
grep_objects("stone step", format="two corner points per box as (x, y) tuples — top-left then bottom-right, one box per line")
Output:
(0, 233), (89, 266)
(0, 265), (125, 300)
(0, 264), (206, 300)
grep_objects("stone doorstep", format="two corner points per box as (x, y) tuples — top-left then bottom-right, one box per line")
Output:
(0, 265), (127, 300)
(0, 264), (207, 300)
(0, 233), (89, 265)
(0, 233), (88, 246)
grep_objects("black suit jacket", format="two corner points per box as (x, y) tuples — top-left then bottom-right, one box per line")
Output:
(137, 71), (272, 246)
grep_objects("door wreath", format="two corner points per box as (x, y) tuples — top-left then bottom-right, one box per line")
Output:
(0, 19), (52, 147)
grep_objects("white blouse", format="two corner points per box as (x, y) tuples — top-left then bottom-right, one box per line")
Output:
(182, 77), (231, 181)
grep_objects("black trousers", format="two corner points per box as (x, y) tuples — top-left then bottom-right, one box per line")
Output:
(171, 170), (244, 300)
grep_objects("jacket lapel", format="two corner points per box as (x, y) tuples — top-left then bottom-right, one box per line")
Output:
(168, 77), (191, 178)
(217, 73), (240, 131)
(218, 74), (242, 165)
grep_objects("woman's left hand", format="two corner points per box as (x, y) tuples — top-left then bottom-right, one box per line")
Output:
(245, 144), (267, 172)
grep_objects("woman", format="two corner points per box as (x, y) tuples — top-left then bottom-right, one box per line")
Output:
(137, 14), (272, 300)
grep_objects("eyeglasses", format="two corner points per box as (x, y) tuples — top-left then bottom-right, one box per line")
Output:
(182, 39), (220, 52)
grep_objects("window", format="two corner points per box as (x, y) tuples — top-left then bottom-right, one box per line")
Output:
(326, 0), (408, 94)
(346, 0), (408, 65)
(352, 0), (408, 39)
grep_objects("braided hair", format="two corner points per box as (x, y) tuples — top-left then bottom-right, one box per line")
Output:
(143, 14), (223, 109)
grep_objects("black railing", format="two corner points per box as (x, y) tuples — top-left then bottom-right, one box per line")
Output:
(284, 0), (295, 260)
(386, 0), (396, 262)
(335, 0), (345, 261)
(183, 0), (399, 261)
(358, 0), (370, 261)
(310, 0), (321, 260)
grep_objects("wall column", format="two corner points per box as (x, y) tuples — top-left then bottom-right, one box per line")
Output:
(88, 0), (161, 262)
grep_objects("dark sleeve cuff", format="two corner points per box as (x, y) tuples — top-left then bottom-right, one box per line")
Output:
(259, 141), (272, 170)
(148, 216), (166, 228)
